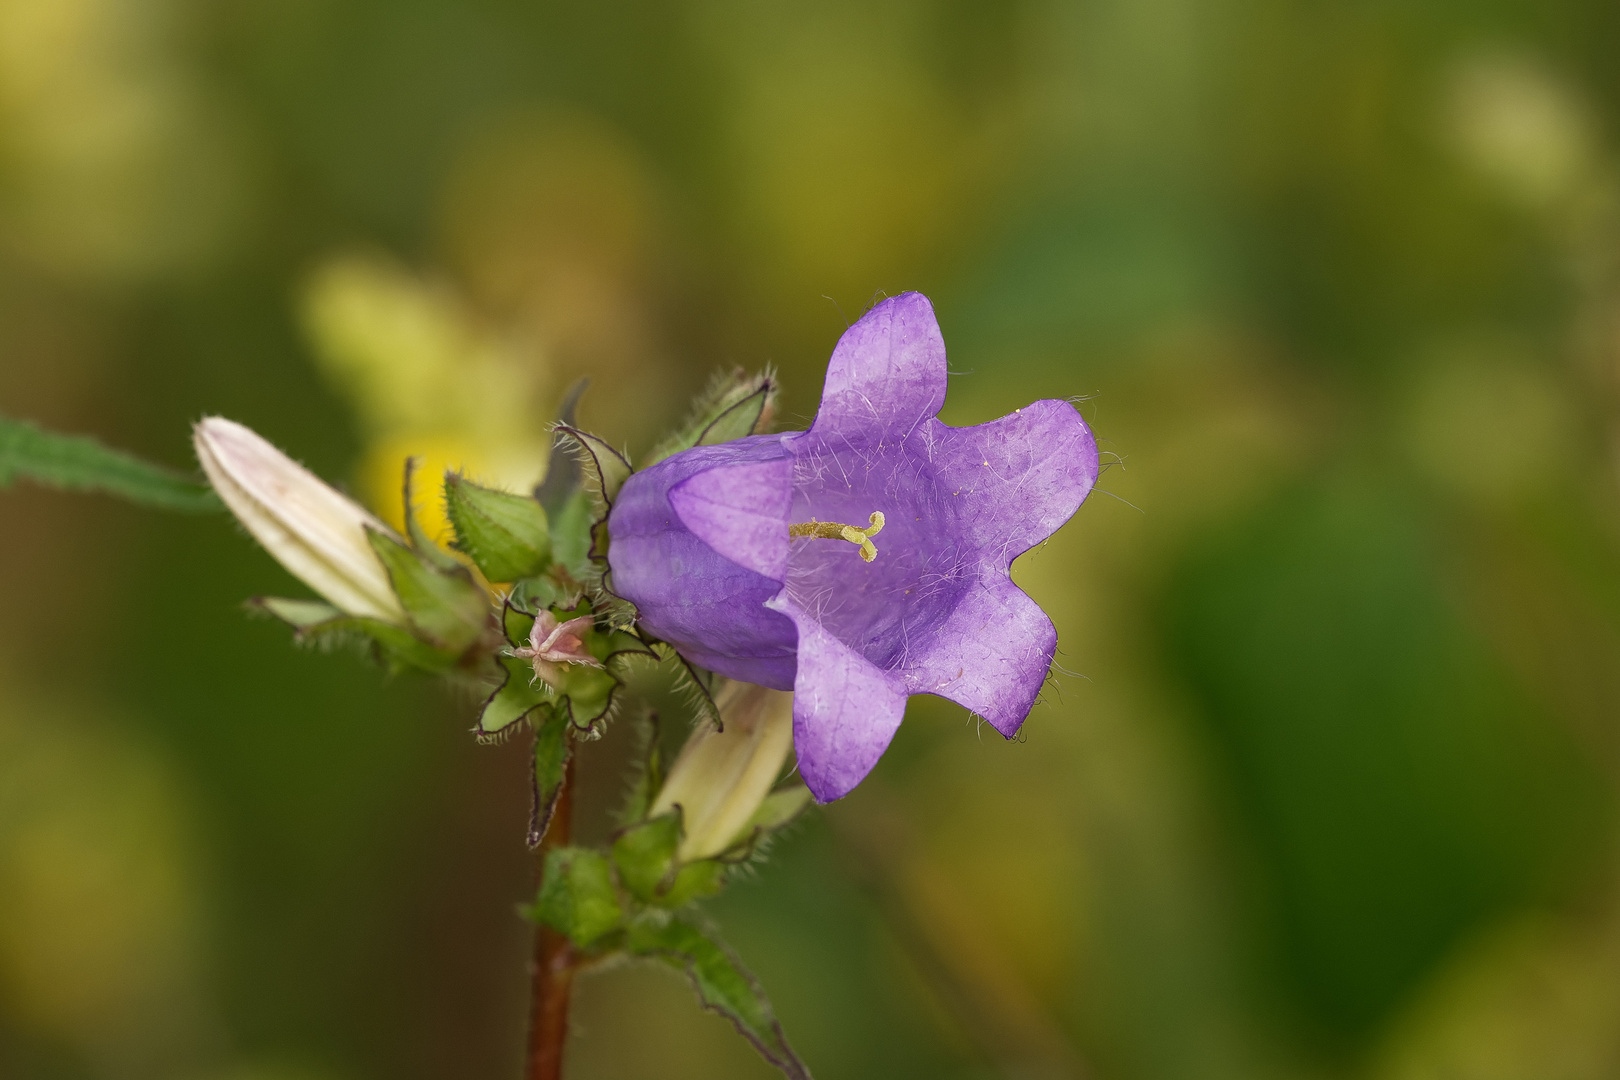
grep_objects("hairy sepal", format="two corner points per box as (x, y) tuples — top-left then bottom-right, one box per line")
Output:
(444, 471), (552, 582)
(646, 369), (777, 466)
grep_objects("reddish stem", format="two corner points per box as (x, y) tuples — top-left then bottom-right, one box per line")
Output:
(525, 756), (576, 1080)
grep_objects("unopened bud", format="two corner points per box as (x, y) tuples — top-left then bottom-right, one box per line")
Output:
(194, 417), (406, 623)
(652, 681), (795, 861)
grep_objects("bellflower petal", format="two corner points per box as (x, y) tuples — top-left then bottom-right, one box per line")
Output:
(608, 293), (1099, 802)
(776, 606), (910, 802)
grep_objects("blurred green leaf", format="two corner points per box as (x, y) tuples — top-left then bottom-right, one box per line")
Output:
(0, 414), (221, 512)
(656, 858), (727, 908)
(532, 847), (623, 949)
(612, 810), (682, 902)
(626, 916), (811, 1080)
(445, 471), (552, 582)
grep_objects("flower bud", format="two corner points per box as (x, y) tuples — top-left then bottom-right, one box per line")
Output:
(651, 681), (795, 861)
(194, 417), (406, 623)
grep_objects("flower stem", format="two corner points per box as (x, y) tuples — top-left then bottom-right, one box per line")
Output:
(526, 754), (577, 1080)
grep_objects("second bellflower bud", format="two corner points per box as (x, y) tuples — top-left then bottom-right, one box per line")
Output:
(194, 417), (407, 623)
(651, 681), (801, 861)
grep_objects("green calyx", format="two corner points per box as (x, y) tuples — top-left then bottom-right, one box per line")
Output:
(444, 471), (552, 582)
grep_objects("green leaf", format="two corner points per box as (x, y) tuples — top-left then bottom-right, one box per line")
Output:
(532, 848), (624, 949)
(555, 425), (631, 505)
(365, 528), (487, 652)
(445, 472), (552, 582)
(646, 369), (777, 465)
(0, 414), (221, 512)
(626, 917), (811, 1080)
(402, 457), (462, 572)
(528, 709), (573, 848)
(611, 811), (682, 902)
(478, 654), (550, 738)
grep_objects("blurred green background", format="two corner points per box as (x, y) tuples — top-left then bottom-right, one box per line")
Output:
(4, 1), (1620, 1078)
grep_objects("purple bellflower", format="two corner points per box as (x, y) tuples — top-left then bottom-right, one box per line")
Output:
(608, 293), (1098, 802)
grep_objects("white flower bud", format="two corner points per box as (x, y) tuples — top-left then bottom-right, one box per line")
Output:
(194, 417), (406, 623)
(652, 681), (795, 861)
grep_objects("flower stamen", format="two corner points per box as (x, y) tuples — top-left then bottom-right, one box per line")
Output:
(788, 511), (885, 563)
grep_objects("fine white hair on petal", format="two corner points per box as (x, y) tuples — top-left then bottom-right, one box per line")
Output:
(194, 416), (406, 622)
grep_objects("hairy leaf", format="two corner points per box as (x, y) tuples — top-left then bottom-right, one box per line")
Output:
(612, 811), (682, 902)
(0, 414), (221, 512)
(626, 917), (811, 1079)
(532, 848), (624, 948)
(528, 709), (573, 848)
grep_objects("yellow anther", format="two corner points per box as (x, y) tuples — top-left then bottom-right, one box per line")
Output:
(788, 511), (886, 563)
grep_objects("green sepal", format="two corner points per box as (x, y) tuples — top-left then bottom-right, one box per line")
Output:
(619, 710), (665, 826)
(533, 377), (589, 516)
(553, 663), (619, 728)
(548, 489), (596, 575)
(402, 457), (462, 572)
(528, 708), (573, 848)
(508, 574), (577, 615)
(555, 425), (631, 506)
(477, 654), (549, 738)
(365, 527), (487, 652)
(251, 596), (341, 628)
(611, 811), (682, 903)
(656, 859), (728, 908)
(484, 603), (651, 737)
(646, 369), (777, 466)
(698, 383), (773, 447)
(0, 413), (222, 512)
(444, 472), (552, 582)
(724, 785), (814, 856)
(652, 642), (721, 729)
(531, 848), (624, 949)
(625, 916), (810, 1080)
(249, 596), (460, 673)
